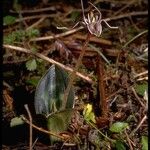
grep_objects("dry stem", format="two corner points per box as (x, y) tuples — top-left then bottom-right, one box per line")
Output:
(30, 26), (83, 42)
(124, 129), (134, 150)
(3, 44), (92, 83)
(62, 33), (91, 109)
(24, 104), (33, 150)
(129, 115), (147, 137)
(21, 116), (65, 140)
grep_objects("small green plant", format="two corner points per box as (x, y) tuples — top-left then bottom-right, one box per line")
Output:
(109, 122), (129, 133)
(83, 103), (96, 123)
(34, 65), (75, 143)
(70, 11), (80, 22)
(115, 140), (126, 150)
(4, 29), (40, 44)
(10, 116), (25, 127)
(141, 136), (148, 150)
(3, 15), (16, 26)
(26, 59), (37, 71)
(134, 82), (148, 96)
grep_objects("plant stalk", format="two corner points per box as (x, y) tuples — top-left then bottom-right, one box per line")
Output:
(62, 33), (91, 109)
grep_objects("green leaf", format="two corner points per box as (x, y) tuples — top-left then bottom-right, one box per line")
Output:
(141, 136), (148, 150)
(10, 117), (25, 127)
(109, 122), (128, 133)
(4, 29), (39, 44)
(4, 30), (25, 44)
(26, 29), (40, 38)
(26, 76), (40, 87)
(34, 64), (74, 115)
(47, 109), (73, 143)
(83, 104), (96, 123)
(70, 11), (80, 22)
(3, 15), (16, 25)
(134, 83), (148, 96)
(26, 59), (37, 71)
(115, 140), (126, 150)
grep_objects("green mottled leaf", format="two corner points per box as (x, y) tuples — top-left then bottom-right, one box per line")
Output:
(26, 59), (37, 71)
(115, 140), (126, 150)
(34, 64), (74, 115)
(3, 15), (16, 25)
(47, 109), (73, 143)
(141, 136), (148, 150)
(134, 83), (148, 96)
(109, 122), (128, 133)
(10, 117), (25, 127)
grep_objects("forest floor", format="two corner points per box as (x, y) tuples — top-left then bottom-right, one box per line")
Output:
(3, 0), (148, 149)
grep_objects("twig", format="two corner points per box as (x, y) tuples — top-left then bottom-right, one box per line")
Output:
(124, 129), (134, 150)
(3, 81), (14, 91)
(129, 115), (147, 137)
(134, 71), (148, 78)
(87, 120), (115, 143)
(113, 0), (136, 16)
(137, 77), (148, 81)
(15, 14), (59, 23)
(21, 115), (65, 140)
(95, 0), (139, 5)
(31, 138), (39, 149)
(89, 44), (110, 64)
(30, 26), (83, 42)
(62, 33), (91, 109)
(24, 104), (33, 150)
(10, 6), (58, 14)
(131, 87), (145, 108)
(73, 34), (112, 46)
(105, 11), (148, 22)
(106, 88), (123, 101)
(3, 44), (93, 83)
(26, 17), (46, 31)
(122, 30), (148, 48)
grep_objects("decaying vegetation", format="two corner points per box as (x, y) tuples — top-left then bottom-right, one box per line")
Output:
(3, 0), (148, 149)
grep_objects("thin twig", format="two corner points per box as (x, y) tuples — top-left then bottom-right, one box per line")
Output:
(131, 87), (145, 108)
(10, 6), (58, 14)
(62, 33), (91, 109)
(89, 44), (110, 64)
(24, 104), (33, 150)
(88, 120), (115, 143)
(124, 129), (134, 150)
(113, 0), (136, 16)
(26, 17), (46, 31)
(31, 138), (39, 149)
(105, 11), (148, 22)
(3, 44), (93, 83)
(137, 77), (148, 81)
(15, 14), (59, 23)
(129, 115), (147, 137)
(21, 115), (65, 140)
(30, 26), (83, 42)
(134, 71), (148, 78)
(122, 30), (148, 48)
(73, 34), (112, 46)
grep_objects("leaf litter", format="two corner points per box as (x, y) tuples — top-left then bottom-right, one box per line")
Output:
(3, 0), (148, 149)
